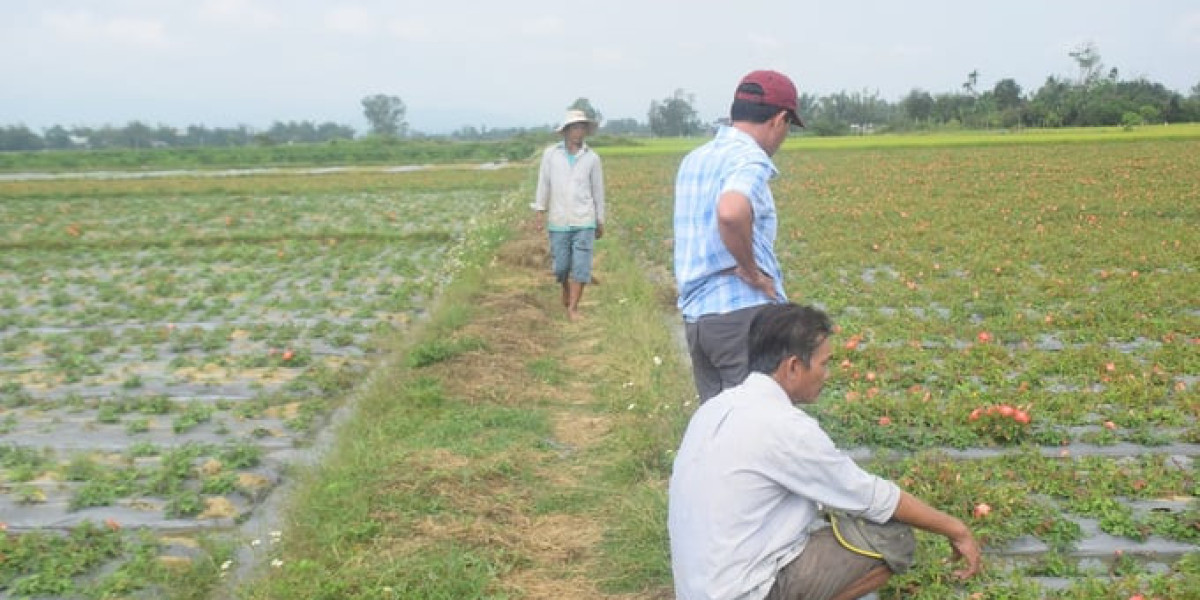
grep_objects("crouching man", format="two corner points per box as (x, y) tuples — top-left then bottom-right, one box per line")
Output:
(668, 303), (982, 600)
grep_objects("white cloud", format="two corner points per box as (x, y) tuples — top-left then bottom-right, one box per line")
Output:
(42, 10), (168, 48)
(198, 0), (281, 29)
(4, 0), (1196, 132)
(519, 16), (565, 37)
(386, 17), (434, 42)
(591, 46), (625, 68)
(747, 33), (783, 54)
(107, 17), (169, 47)
(886, 44), (932, 60)
(1172, 11), (1200, 46)
(327, 6), (376, 36)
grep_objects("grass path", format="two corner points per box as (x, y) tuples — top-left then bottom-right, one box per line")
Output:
(237, 210), (688, 598)
(416, 231), (622, 598)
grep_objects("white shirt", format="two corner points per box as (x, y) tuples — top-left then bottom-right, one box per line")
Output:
(668, 373), (901, 600)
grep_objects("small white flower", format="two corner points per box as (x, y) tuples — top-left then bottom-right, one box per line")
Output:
(653, 355), (663, 366)
(271, 558), (284, 568)
(622, 380), (634, 388)
(627, 403), (636, 410)
(221, 560), (232, 571)
(251, 539), (262, 547)
(618, 297), (628, 305)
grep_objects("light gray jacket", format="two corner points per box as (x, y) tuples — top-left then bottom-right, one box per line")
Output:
(532, 142), (605, 230)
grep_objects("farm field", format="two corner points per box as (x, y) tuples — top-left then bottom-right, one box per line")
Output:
(0, 166), (525, 597)
(607, 136), (1200, 596)
(0, 130), (1197, 599)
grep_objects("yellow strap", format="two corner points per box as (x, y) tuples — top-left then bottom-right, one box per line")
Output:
(829, 514), (884, 561)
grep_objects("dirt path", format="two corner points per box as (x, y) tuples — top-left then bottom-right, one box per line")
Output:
(405, 223), (670, 599)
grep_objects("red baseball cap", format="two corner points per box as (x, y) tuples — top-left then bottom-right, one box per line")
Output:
(734, 70), (805, 127)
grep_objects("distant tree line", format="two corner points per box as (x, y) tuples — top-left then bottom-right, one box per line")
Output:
(797, 44), (1200, 135)
(805, 73), (1200, 136)
(0, 121), (357, 152)
(3, 44), (1197, 152)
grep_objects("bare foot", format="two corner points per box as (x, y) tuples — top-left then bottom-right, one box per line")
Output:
(567, 309), (582, 322)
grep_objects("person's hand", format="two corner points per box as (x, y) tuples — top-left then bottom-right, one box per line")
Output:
(595, 223), (604, 240)
(734, 265), (777, 300)
(946, 528), (983, 580)
(532, 211), (545, 231)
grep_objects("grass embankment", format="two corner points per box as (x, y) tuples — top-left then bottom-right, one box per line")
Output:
(6, 122), (1200, 173)
(235, 193), (690, 598)
(0, 139), (545, 173)
(599, 121), (1200, 156)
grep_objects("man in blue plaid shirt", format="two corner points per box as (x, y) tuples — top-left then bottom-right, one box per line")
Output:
(673, 70), (805, 402)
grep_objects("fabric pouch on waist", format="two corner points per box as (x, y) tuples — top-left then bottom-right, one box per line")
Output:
(827, 510), (916, 574)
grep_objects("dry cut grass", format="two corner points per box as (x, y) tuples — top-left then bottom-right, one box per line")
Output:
(377, 221), (658, 599)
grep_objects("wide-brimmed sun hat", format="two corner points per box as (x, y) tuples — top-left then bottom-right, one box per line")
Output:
(556, 109), (598, 134)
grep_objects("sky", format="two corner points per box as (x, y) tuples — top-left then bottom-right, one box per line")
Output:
(2, 0), (1198, 134)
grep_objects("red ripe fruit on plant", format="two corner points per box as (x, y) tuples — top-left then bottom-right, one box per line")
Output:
(973, 503), (992, 519)
(1013, 410), (1031, 424)
(282, 349), (295, 361)
(878, 416), (892, 426)
(977, 331), (992, 344)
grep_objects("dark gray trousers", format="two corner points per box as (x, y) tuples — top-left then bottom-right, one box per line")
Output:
(684, 304), (768, 402)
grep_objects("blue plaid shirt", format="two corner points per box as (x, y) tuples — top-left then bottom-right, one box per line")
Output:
(674, 126), (786, 322)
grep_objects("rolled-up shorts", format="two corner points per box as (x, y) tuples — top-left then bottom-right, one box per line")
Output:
(766, 520), (915, 600)
(549, 229), (594, 284)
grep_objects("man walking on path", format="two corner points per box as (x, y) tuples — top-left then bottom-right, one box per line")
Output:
(669, 303), (983, 600)
(533, 109), (605, 321)
(674, 69), (803, 401)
